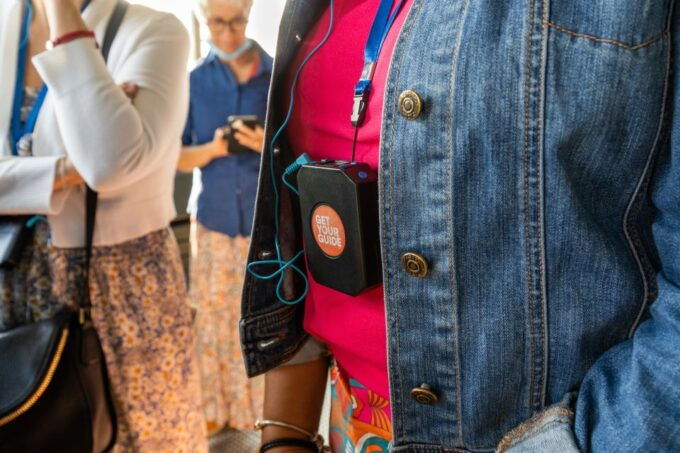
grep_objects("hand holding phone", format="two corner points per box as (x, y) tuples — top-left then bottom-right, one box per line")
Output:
(222, 115), (263, 155)
(233, 121), (265, 154)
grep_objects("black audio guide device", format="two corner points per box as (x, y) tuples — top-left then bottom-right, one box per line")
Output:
(297, 160), (382, 296)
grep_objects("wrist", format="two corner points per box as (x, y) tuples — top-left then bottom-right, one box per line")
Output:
(211, 140), (226, 158)
(43, 0), (87, 40)
(256, 420), (324, 452)
(46, 30), (96, 50)
(260, 437), (320, 453)
(57, 157), (83, 189)
(260, 426), (310, 443)
(261, 445), (318, 453)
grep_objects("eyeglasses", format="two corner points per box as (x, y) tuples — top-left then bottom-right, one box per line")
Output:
(206, 16), (248, 33)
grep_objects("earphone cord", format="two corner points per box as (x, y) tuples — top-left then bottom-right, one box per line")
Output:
(246, 0), (336, 305)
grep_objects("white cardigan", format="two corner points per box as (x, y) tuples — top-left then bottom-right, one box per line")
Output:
(0, 0), (189, 247)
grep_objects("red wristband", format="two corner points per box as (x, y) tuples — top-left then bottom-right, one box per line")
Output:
(46, 30), (97, 50)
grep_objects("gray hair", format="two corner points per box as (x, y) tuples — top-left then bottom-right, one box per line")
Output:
(196, 0), (253, 16)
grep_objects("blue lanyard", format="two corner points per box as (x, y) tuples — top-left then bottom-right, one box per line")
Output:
(10, 1), (46, 155)
(10, 0), (92, 156)
(351, 0), (406, 126)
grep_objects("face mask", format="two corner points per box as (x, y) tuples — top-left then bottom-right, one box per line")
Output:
(208, 38), (253, 60)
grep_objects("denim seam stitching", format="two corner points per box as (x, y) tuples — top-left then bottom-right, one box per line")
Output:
(389, 46), (402, 450)
(392, 444), (493, 453)
(623, 1), (675, 338)
(240, 303), (296, 328)
(384, 0), (428, 444)
(538, 0), (550, 409)
(385, 0), (406, 438)
(447, 0), (471, 445)
(542, 20), (668, 51)
(379, 4), (398, 447)
(523, 0), (537, 415)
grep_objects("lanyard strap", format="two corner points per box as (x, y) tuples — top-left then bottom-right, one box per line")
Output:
(351, 0), (406, 126)
(10, 2), (44, 155)
(10, 0), (92, 156)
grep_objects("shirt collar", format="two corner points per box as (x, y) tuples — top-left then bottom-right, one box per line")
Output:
(207, 40), (273, 79)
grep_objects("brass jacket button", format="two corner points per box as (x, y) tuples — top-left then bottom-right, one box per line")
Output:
(411, 384), (439, 405)
(401, 252), (429, 278)
(398, 90), (423, 120)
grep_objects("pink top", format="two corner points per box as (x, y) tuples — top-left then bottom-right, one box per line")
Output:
(286, 0), (414, 421)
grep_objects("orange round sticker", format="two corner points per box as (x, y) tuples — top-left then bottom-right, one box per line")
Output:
(311, 204), (346, 258)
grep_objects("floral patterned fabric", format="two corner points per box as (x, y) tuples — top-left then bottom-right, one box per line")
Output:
(329, 364), (393, 453)
(190, 220), (264, 434)
(0, 221), (60, 330)
(48, 228), (208, 452)
(0, 90), (51, 328)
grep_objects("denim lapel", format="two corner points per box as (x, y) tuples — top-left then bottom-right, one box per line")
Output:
(272, 0), (329, 82)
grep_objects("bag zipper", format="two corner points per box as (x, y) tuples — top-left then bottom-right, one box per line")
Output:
(0, 328), (69, 427)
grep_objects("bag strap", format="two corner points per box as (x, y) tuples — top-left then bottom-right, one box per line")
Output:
(82, 0), (129, 322)
(101, 0), (129, 61)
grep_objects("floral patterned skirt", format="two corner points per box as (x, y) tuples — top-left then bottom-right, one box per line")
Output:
(48, 228), (207, 452)
(190, 220), (264, 434)
(0, 222), (61, 330)
(329, 364), (393, 453)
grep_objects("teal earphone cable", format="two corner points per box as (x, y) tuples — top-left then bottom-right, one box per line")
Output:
(246, 0), (335, 305)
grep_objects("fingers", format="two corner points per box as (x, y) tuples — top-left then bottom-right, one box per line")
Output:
(233, 121), (256, 139)
(233, 123), (264, 152)
(214, 128), (226, 141)
(54, 156), (84, 192)
(64, 157), (84, 185)
(234, 131), (264, 153)
(119, 82), (139, 101)
(213, 128), (229, 157)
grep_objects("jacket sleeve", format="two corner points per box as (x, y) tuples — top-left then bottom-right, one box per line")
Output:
(0, 155), (69, 214)
(572, 14), (680, 452)
(31, 13), (189, 193)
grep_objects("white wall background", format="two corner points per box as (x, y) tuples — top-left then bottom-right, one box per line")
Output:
(128, 0), (286, 59)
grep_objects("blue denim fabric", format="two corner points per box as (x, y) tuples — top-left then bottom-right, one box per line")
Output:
(241, 0), (680, 451)
(495, 393), (579, 453)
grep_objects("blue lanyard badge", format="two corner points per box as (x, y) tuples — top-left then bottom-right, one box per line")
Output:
(10, 0), (92, 156)
(351, 0), (406, 126)
(10, 1), (48, 156)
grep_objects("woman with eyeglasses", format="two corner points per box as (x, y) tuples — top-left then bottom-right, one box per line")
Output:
(177, 0), (271, 436)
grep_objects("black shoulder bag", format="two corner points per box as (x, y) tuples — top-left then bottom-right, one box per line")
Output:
(0, 2), (129, 451)
(0, 216), (32, 270)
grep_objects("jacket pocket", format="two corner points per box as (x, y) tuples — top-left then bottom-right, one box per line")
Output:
(545, 0), (671, 50)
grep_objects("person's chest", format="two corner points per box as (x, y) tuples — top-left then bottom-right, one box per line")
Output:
(190, 62), (270, 143)
(285, 0), (413, 168)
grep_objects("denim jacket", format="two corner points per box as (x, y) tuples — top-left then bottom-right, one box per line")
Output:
(241, 1), (680, 451)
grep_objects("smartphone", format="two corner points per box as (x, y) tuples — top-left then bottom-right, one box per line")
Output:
(221, 115), (261, 155)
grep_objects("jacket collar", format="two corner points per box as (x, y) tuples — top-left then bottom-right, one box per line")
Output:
(272, 0), (329, 82)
